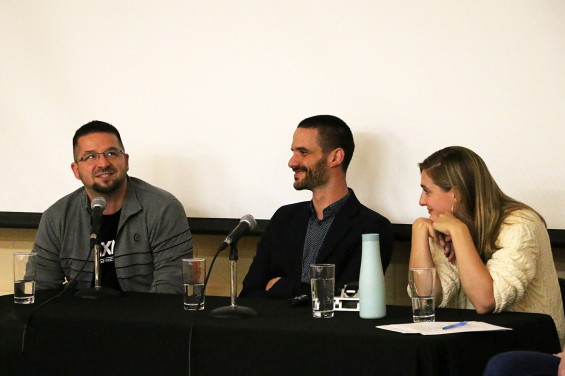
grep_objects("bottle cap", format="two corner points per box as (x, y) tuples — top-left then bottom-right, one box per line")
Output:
(362, 233), (380, 241)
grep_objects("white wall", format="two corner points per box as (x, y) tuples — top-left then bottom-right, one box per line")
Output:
(1, 1), (564, 228)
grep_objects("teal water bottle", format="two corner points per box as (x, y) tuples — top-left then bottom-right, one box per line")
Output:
(358, 233), (386, 319)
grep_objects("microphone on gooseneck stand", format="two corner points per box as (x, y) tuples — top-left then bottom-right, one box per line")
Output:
(208, 215), (258, 318)
(90, 196), (106, 239)
(218, 214), (257, 251)
(75, 197), (122, 299)
(21, 197), (118, 353)
(186, 215), (258, 374)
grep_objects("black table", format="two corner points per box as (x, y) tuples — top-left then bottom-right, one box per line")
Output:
(0, 290), (560, 376)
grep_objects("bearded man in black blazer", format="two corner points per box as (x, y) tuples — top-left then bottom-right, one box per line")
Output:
(240, 115), (394, 299)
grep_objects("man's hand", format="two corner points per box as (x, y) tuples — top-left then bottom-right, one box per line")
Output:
(266, 277), (281, 291)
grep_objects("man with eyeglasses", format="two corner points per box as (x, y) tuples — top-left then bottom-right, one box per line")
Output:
(32, 120), (192, 293)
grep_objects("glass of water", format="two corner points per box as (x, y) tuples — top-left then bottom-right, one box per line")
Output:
(408, 267), (436, 322)
(310, 264), (335, 318)
(13, 252), (36, 304)
(183, 258), (206, 311)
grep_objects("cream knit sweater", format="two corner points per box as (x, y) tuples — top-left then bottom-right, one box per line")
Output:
(432, 209), (565, 346)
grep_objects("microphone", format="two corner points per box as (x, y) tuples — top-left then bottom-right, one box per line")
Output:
(211, 214), (260, 318)
(90, 197), (106, 237)
(75, 195), (122, 298)
(219, 214), (257, 251)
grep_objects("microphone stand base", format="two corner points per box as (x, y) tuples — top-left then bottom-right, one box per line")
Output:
(209, 305), (258, 318)
(74, 286), (122, 299)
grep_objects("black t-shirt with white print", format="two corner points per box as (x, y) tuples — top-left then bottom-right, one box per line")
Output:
(93, 210), (122, 291)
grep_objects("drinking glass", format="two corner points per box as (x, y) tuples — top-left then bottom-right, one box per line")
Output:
(310, 264), (335, 318)
(408, 267), (436, 322)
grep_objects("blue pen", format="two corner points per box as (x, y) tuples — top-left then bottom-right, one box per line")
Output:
(442, 321), (468, 330)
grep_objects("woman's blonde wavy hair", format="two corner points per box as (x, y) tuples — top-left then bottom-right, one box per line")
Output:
(419, 146), (544, 261)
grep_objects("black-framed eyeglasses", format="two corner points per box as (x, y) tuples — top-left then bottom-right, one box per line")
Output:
(77, 148), (125, 163)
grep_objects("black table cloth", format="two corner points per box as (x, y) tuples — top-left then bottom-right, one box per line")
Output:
(0, 290), (560, 376)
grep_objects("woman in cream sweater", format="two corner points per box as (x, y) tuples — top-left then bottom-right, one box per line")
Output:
(409, 146), (564, 347)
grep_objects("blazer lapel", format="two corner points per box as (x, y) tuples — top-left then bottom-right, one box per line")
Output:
(289, 203), (311, 278)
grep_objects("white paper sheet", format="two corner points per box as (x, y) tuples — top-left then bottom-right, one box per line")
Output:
(376, 321), (512, 335)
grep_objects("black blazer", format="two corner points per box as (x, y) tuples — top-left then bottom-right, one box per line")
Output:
(240, 190), (394, 298)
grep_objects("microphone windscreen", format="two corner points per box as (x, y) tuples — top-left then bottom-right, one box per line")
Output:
(91, 197), (107, 211)
(241, 214), (257, 231)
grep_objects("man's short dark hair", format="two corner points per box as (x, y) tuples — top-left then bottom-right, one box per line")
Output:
(298, 115), (355, 171)
(73, 120), (124, 160)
